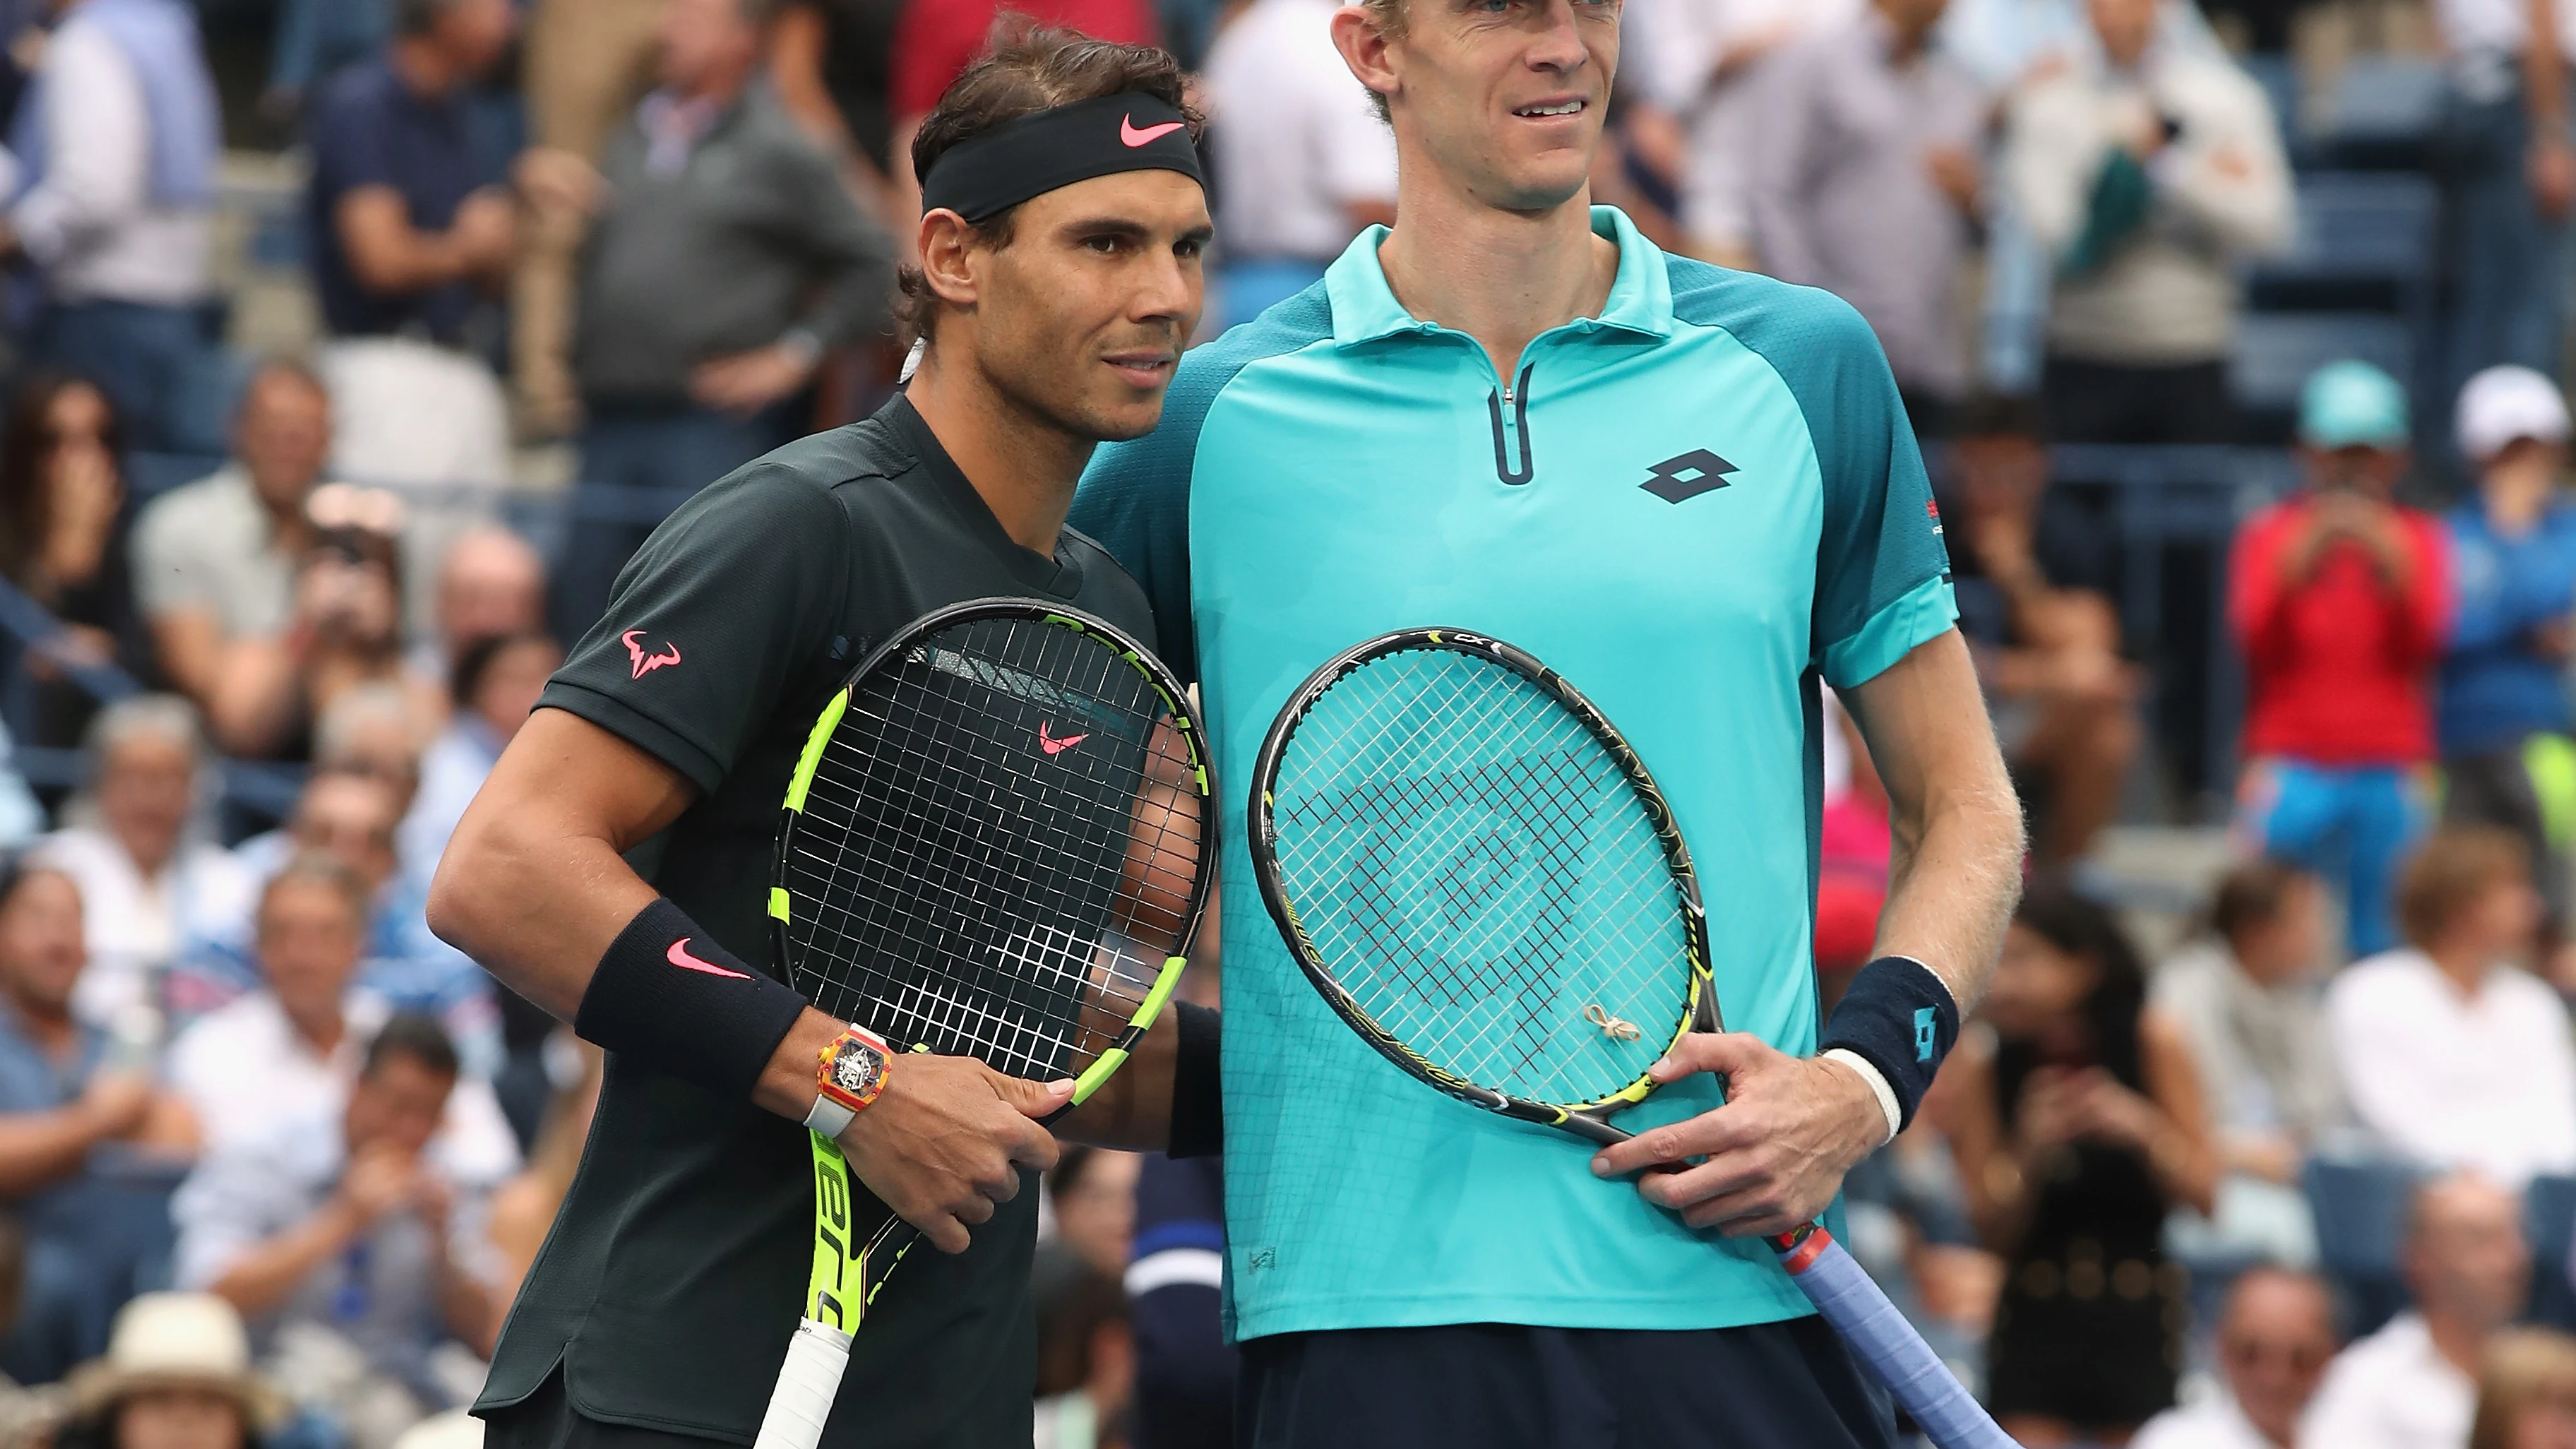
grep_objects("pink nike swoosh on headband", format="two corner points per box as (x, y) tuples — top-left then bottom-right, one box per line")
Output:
(1121, 115), (1184, 147)
(668, 938), (751, 979)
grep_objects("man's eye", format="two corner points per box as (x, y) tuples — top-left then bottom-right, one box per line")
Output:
(1085, 235), (1127, 255)
(1175, 237), (1205, 259)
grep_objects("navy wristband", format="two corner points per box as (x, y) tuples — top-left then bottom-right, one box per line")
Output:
(576, 898), (808, 1101)
(1169, 1001), (1222, 1159)
(1817, 955), (1960, 1132)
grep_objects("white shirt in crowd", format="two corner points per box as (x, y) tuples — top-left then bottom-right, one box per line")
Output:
(2133, 1395), (2281, 1449)
(2431, 0), (2576, 80)
(2296, 1312), (2475, 1449)
(1201, 0), (1398, 265)
(131, 464), (304, 641)
(7, 13), (210, 305)
(33, 825), (256, 1031)
(167, 986), (520, 1181)
(2325, 948), (2576, 1189)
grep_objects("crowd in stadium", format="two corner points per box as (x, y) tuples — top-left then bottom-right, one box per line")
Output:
(3, 0), (2576, 1444)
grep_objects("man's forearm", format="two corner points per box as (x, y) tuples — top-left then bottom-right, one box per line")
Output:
(1876, 772), (2022, 1011)
(210, 1202), (362, 1318)
(0, 1106), (109, 1198)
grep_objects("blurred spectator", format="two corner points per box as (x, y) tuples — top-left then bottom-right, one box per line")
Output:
(2327, 825), (2576, 1188)
(1815, 688), (1892, 974)
(1048, 1147), (1140, 1281)
(2440, 366), (2576, 927)
(407, 526), (544, 703)
(35, 696), (254, 1033)
(1932, 880), (2216, 1444)
(1743, 0), (1984, 424)
(2002, 0), (2290, 443)
(2471, 1328), (2576, 1449)
(1631, 0), (1860, 269)
(1942, 397), (2140, 864)
(1199, 0), (1397, 328)
(1033, 1268), (1132, 1449)
(4, 0), (219, 451)
(0, 374), (154, 751)
(2301, 1173), (2529, 1449)
(266, 0), (393, 117)
(527, 0), (897, 643)
(0, 857), (196, 1384)
(0, 723), (39, 851)
(58, 1293), (287, 1449)
(2133, 1266), (2339, 1449)
(2230, 362), (2449, 959)
(481, 1040), (595, 1307)
(2154, 860), (2342, 1184)
(304, 0), (518, 499)
(198, 487), (429, 761)
(886, 2), (1159, 223)
(167, 856), (516, 1184)
(2430, 0), (2576, 422)
(397, 632), (558, 899)
(174, 1013), (502, 1448)
(134, 361), (337, 722)
(1126, 1155), (1229, 1449)
(769, 0), (907, 209)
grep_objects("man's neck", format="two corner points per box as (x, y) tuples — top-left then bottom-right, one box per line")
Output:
(390, 35), (461, 99)
(2422, 1308), (2490, 1378)
(284, 999), (347, 1058)
(902, 357), (1091, 556)
(0, 987), (73, 1056)
(1871, 4), (1934, 60)
(1376, 175), (1619, 384)
(2423, 939), (2496, 997)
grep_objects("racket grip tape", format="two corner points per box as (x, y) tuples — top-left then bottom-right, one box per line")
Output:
(751, 1318), (854, 1449)
(1773, 1229), (2020, 1449)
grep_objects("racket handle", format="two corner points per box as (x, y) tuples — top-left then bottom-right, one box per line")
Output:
(752, 1317), (854, 1449)
(1774, 1229), (2020, 1449)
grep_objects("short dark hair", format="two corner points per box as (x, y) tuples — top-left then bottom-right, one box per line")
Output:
(450, 628), (557, 712)
(897, 24), (1201, 345)
(364, 1010), (460, 1080)
(2399, 826), (2531, 948)
(2210, 858), (2316, 946)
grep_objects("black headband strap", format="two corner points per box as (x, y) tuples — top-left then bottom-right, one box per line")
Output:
(919, 93), (1203, 223)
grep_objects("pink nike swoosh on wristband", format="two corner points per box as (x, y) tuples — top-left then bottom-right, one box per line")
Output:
(668, 938), (752, 979)
(1121, 115), (1184, 147)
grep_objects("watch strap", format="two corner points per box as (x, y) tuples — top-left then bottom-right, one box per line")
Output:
(802, 1092), (856, 1139)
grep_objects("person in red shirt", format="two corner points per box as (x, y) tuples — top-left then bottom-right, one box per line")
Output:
(2230, 359), (2450, 958)
(886, 1), (1161, 229)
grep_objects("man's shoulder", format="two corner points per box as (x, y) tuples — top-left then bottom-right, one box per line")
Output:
(310, 59), (398, 121)
(134, 465), (256, 544)
(170, 991), (284, 1069)
(2327, 948), (2433, 1010)
(1666, 258), (1871, 349)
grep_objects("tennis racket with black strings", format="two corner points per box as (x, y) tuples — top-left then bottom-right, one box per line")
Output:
(751, 597), (1215, 1449)
(1246, 626), (2017, 1449)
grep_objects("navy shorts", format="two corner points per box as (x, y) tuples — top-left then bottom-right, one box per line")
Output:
(1238, 1318), (1897, 1449)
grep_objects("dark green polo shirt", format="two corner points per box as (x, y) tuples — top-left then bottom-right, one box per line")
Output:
(478, 393), (1156, 1448)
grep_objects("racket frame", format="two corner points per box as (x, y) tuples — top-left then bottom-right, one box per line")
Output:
(1246, 625), (1715, 1146)
(755, 597), (1215, 1447)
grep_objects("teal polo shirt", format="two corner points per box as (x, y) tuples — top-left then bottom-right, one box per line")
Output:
(1071, 205), (1956, 1340)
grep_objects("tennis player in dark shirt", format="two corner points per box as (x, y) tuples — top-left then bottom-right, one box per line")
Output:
(429, 30), (1215, 1449)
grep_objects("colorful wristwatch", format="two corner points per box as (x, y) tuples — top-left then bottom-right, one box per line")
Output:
(803, 1023), (892, 1138)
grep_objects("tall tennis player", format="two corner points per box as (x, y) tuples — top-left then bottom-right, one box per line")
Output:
(429, 31), (1221, 1449)
(1069, 0), (2026, 1443)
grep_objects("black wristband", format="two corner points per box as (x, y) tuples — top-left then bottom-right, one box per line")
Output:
(576, 899), (809, 1101)
(1817, 955), (1960, 1133)
(1169, 1001), (1222, 1159)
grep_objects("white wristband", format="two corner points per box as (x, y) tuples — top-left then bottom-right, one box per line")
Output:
(803, 1093), (855, 1140)
(1821, 1048), (1902, 1146)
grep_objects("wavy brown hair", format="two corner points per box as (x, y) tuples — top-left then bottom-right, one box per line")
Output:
(0, 372), (121, 592)
(898, 23), (1202, 344)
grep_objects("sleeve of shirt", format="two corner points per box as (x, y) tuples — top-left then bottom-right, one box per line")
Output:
(11, 24), (148, 267)
(2149, 64), (2294, 258)
(2325, 971), (2433, 1164)
(305, 77), (395, 208)
(1784, 293), (1957, 688)
(537, 465), (851, 793)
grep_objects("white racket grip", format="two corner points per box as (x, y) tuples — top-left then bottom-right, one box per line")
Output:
(1779, 1232), (2020, 1449)
(752, 1318), (855, 1449)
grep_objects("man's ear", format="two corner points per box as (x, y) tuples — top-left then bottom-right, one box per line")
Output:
(1330, 5), (1401, 114)
(917, 209), (982, 312)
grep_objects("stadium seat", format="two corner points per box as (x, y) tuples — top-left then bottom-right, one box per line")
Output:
(2527, 1174), (2576, 1330)
(2247, 173), (2438, 321)
(2303, 1155), (2426, 1339)
(2240, 54), (2309, 165)
(2230, 314), (2415, 439)
(2316, 54), (2445, 167)
(124, 451), (229, 501)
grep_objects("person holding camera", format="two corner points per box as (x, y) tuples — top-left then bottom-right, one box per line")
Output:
(2229, 361), (2451, 959)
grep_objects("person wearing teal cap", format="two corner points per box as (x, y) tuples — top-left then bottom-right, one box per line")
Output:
(2229, 359), (2450, 958)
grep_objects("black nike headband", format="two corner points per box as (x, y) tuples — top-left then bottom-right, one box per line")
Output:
(918, 93), (1203, 224)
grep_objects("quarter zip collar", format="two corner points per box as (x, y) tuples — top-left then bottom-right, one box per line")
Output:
(1323, 205), (1676, 350)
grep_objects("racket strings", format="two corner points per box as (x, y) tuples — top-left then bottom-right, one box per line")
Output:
(782, 616), (1203, 1080)
(1268, 647), (1691, 1106)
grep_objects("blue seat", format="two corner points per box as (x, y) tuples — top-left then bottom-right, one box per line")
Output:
(2241, 53), (2307, 164)
(2528, 1174), (2576, 1330)
(124, 451), (226, 501)
(2231, 313), (2415, 418)
(2318, 55), (2446, 167)
(2304, 1155), (2425, 1339)
(2250, 173), (2438, 304)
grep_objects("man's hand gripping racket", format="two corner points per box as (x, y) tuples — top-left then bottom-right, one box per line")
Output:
(1246, 627), (2017, 1449)
(753, 600), (1214, 1449)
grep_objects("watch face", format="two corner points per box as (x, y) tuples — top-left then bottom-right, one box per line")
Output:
(831, 1039), (886, 1096)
